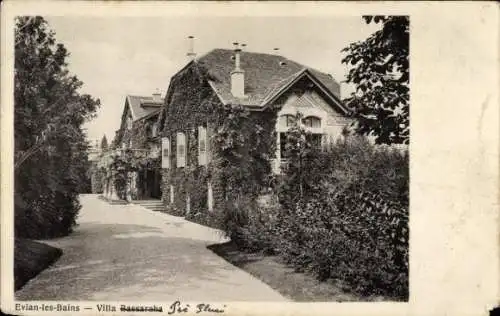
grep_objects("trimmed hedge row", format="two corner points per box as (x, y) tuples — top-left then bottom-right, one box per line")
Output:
(218, 133), (409, 300)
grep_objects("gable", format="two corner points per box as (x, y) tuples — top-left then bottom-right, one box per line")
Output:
(159, 62), (222, 133)
(120, 99), (133, 129)
(274, 83), (352, 141)
(271, 73), (348, 117)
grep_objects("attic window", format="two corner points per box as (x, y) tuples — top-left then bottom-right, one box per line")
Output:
(279, 61), (287, 66)
(230, 56), (235, 61)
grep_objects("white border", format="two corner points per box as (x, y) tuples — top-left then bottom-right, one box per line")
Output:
(2, 2), (499, 316)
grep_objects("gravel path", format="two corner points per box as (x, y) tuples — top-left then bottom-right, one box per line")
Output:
(15, 194), (286, 301)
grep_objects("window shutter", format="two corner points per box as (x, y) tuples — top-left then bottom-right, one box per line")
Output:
(198, 126), (207, 166)
(206, 124), (213, 163)
(170, 185), (174, 203)
(207, 180), (213, 212)
(161, 137), (170, 169)
(177, 132), (186, 167)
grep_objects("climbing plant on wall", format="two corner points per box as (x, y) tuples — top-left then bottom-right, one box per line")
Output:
(159, 62), (277, 226)
(109, 149), (160, 200)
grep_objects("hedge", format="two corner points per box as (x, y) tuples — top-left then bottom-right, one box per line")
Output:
(217, 127), (409, 300)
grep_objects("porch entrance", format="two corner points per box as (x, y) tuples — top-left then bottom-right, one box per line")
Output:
(138, 169), (162, 200)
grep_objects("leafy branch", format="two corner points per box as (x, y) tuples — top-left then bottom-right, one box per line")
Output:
(342, 16), (409, 145)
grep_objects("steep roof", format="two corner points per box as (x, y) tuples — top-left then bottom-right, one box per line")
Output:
(126, 95), (162, 121)
(196, 49), (342, 108)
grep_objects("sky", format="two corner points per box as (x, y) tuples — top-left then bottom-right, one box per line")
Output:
(45, 16), (380, 146)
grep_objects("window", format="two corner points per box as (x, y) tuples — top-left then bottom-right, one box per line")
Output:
(161, 137), (170, 169)
(176, 132), (186, 167)
(282, 114), (297, 127)
(127, 116), (132, 130)
(151, 124), (158, 137)
(303, 116), (321, 128)
(278, 115), (297, 160)
(279, 132), (290, 159)
(198, 126), (207, 166)
(278, 114), (297, 129)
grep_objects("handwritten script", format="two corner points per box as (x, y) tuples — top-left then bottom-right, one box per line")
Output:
(167, 301), (226, 314)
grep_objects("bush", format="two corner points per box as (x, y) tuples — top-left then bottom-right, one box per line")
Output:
(215, 196), (252, 248)
(213, 109), (409, 299)
(14, 17), (100, 239)
(226, 126), (409, 299)
(273, 133), (409, 299)
(239, 196), (281, 254)
(15, 150), (83, 239)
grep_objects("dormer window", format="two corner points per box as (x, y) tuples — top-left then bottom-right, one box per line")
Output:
(151, 123), (158, 138)
(127, 116), (132, 130)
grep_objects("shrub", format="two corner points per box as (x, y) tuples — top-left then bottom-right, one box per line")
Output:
(213, 111), (409, 299)
(273, 131), (409, 299)
(14, 17), (100, 239)
(214, 195), (251, 248)
(239, 196), (281, 253)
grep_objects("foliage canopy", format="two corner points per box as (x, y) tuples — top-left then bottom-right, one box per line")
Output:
(342, 16), (409, 145)
(15, 16), (100, 238)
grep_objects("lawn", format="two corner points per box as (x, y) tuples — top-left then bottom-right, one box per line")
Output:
(208, 241), (388, 302)
(14, 238), (62, 291)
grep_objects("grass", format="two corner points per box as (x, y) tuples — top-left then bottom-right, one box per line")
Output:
(14, 238), (62, 291)
(208, 241), (388, 302)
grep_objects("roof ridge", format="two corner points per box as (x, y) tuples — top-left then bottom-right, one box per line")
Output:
(295, 63), (333, 79)
(128, 94), (154, 99)
(197, 48), (288, 61)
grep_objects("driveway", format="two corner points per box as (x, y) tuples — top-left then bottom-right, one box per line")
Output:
(15, 194), (286, 301)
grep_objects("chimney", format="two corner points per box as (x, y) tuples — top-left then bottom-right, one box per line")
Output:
(186, 36), (196, 60)
(152, 88), (162, 103)
(231, 42), (245, 98)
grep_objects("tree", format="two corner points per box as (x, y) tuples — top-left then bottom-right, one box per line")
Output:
(342, 16), (409, 145)
(15, 16), (100, 238)
(100, 135), (108, 150)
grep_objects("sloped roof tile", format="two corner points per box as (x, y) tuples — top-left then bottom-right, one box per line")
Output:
(127, 95), (162, 121)
(195, 49), (341, 107)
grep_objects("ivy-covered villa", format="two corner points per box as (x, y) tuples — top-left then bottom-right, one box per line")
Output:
(100, 92), (163, 203)
(156, 43), (351, 222)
